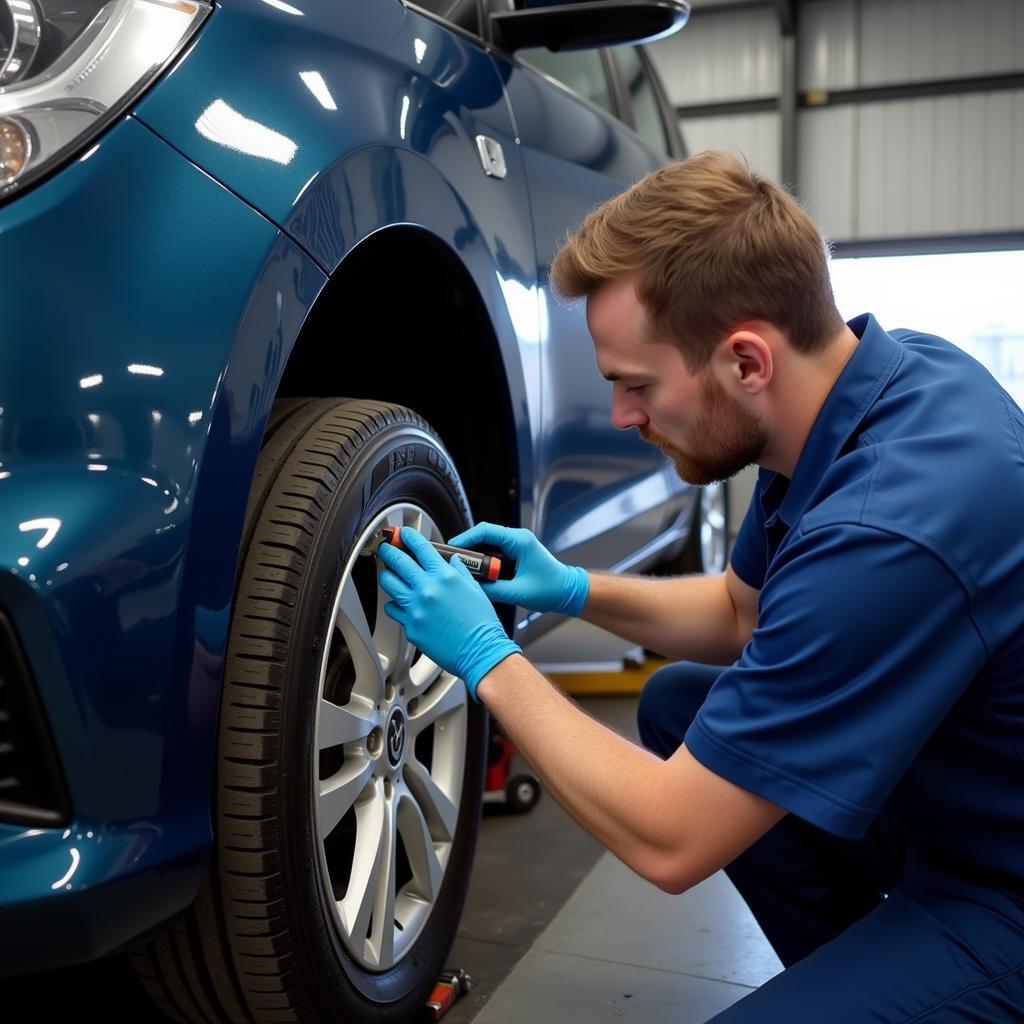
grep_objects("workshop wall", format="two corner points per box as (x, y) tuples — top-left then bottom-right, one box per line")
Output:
(647, 0), (1024, 246)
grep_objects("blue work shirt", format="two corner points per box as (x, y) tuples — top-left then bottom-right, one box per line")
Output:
(685, 313), (1024, 894)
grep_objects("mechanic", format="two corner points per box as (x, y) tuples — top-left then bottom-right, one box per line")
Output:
(377, 150), (1024, 1022)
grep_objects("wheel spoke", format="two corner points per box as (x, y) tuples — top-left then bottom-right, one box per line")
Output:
(337, 576), (386, 696)
(408, 674), (465, 739)
(409, 655), (444, 697)
(373, 588), (415, 681)
(368, 795), (398, 968)
(397, 787), (444, 902)
(318, 696), (376, 750)
(371, 598), (406, 677)
(404, 757), (459, 842)
(319, 756), (373, 839)
(339, 780), (386, 946)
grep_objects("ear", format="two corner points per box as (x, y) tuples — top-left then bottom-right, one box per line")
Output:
(715, 329), (773, 396)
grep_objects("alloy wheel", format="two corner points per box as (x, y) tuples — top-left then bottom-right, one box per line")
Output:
(313, 503), (468, 972)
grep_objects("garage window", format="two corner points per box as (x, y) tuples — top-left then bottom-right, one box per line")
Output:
(830, 251), (1024, 408)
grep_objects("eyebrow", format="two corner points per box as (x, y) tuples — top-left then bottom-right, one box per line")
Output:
(600, 370), (645, 383)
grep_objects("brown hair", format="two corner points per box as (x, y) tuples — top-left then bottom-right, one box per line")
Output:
(551, 150), (844, 370)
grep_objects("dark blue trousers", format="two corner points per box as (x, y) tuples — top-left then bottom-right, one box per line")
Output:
(637, 662), (1024, 1022)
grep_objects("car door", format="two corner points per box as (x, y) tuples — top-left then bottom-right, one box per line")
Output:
(496, 44), (690, 571)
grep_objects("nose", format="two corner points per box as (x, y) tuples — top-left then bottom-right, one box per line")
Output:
(611, 385), (649, 431)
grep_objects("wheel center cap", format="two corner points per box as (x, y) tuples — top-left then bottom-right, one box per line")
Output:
(386, 709), (407, 768)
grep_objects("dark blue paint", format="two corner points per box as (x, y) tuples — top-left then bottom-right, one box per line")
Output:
(0, 0), (691, 973)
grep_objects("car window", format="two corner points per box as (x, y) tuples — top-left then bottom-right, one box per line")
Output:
(518, 47), (616, 116)
(615, 47), (671, 155)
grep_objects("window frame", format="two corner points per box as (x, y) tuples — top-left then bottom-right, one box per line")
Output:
(606, 45), (685, 159)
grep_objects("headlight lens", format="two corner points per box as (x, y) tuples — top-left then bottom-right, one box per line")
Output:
(0, 0), (210, 200)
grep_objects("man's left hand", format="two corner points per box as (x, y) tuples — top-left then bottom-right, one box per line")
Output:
(377, 526), (522, 700)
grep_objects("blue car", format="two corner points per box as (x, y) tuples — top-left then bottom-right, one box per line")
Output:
(0, 0), (720, 1017)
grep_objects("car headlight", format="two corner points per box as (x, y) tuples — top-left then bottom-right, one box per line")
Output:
(0, 0), (209, 199)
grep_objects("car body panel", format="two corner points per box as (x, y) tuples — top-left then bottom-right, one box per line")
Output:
(133, 0), (545, 530)
(0, 0), (694, 978)
(0, 113), (327, 969)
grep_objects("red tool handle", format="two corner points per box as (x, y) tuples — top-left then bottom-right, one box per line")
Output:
(376, 527), (502, 582)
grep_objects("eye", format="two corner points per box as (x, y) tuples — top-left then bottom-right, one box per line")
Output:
(625, 384), (647, 395)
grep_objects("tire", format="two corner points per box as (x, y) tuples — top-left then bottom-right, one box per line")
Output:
(131, 398), (487, 1022)
(677, 481), (730, 575)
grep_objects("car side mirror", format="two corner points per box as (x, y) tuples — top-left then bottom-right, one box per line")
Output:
(484, 0), (690, 53)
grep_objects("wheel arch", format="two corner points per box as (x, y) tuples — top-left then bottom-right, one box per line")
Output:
(167, 152), (536, 895)
(276, 225), (522, 533)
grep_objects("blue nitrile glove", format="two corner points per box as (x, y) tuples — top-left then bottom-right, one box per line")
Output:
(446, 523), (590, 616)
(377, 527), (522, 700)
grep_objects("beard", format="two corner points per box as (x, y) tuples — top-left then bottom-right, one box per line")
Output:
(641, 371), (767, 486)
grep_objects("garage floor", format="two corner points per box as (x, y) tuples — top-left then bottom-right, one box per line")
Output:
(2, 622), (782, 1023)
(443, 696), (783, 1024)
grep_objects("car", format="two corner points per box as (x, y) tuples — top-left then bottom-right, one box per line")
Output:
(0, 0), (724, 1018)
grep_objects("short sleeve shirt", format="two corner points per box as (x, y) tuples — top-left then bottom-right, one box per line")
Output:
(685, 314), (1024, 890)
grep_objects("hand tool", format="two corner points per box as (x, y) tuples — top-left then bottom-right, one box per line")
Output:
(370, 526), (512, 582)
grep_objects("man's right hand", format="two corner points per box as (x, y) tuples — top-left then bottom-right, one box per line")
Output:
(447, 523), (590, 616)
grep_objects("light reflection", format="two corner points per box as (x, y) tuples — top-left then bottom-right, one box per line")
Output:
(257, 0), (303, 14)
(141, 477), (158, 487)
(87, 414), (100, 425)
(17, 557), (28, 567)
(498, 275), (549, 346)
(0, 472), (10, 480)
(188, 411), (203, 424)
(87, 464), (108, 471)
(51, 848), (80, 890)
(196, 99), (298, 166)
(299, 70), (337, 111)
(79, 374), (103, 389)
(19, 518), (61, 548)
(56, 563), (69, 572)
(399, 94), (410, 140)
(414, 38), (427, 63)
(152, 410), (162, 423)
(128, 364), (164, 377)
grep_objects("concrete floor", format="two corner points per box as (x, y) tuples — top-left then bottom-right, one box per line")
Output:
(443, 693), (782, 1024)
(1, 626), (782, 1022)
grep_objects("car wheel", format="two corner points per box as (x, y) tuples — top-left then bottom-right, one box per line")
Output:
(131, 398), (487, 1022)
(679, 481), (730, 575)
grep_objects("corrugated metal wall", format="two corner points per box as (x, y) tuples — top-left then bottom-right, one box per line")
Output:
(651, 6), (781, 101)
(682, 113), (783, 185)
(647, 0), (1024, 244)
(648, 7), (784, 182)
